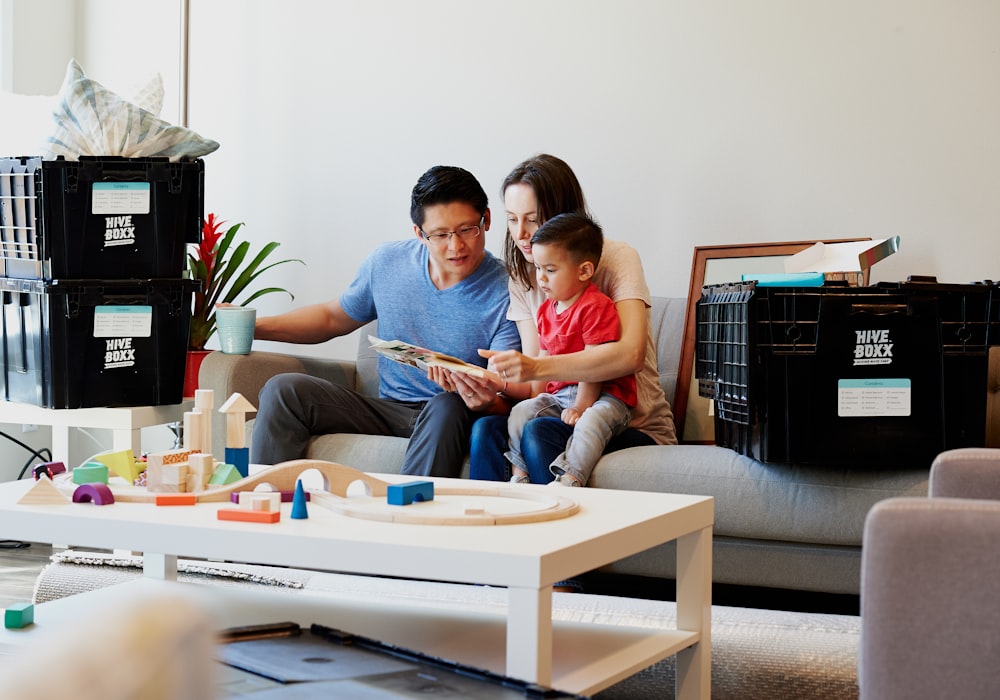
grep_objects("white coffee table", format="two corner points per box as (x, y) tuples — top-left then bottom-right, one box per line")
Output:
(0, 473), (713, 698)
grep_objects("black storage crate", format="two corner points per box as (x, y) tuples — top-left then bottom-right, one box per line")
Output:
(696, 280), (1000, 468)
(0, 156), (203, 280)
(0, 277), (198, 408)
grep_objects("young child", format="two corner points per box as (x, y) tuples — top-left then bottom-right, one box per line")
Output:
(505, 212), (637, 486)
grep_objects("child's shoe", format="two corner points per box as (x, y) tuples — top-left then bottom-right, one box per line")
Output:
(548, 474), (582, 487)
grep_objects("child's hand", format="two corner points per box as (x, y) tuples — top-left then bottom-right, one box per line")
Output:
(561, 406), (584, 425)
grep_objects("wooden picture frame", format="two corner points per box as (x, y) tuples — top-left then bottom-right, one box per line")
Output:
(674, 238), (871, 444)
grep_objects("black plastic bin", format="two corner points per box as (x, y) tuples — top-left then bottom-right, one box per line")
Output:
(0, 156), (203, 280)
(696, 279), (1000, 468)
(0, 277), (198, 408)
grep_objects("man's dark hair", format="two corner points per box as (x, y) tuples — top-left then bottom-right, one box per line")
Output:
(410, 166), (488, 228)
(530, 212), (603, 268)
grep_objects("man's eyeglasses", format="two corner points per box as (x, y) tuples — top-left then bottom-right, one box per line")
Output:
(420, 217), (485, 246)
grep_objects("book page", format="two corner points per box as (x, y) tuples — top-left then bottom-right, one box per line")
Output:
(368, 336), (500, 382)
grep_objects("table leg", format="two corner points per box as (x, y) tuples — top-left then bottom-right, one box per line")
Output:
(506, 584), (553, 687)
(112, 427), (142, 456)
(143, 553), (179, 581)
(52, 426), (70, 465)
(675, 525), (712, 700)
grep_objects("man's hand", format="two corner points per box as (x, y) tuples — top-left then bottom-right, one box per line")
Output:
(451, 372), (501, 411)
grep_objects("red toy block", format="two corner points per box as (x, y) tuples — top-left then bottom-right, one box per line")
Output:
(217, 508), (280, 524)
(155, 493), (197, 506)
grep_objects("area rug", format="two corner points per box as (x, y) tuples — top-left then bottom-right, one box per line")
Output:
(34, 549), (860, 699)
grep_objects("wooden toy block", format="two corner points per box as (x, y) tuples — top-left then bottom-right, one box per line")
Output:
(72, 463), (109, 485)
(217, 508), (280, 524)
(209, 463), (243, 485)
(387, 480), (434, 506)
(236, 491), (281, 511)
(188, 453), (215, 490)
(195, 389), (214, 456)
(17, 476), (70, 505)
(220, 393), (257, 449)
(183, 410), (204, 452)
(91, 449), (143, 483)
(250, 497), (273, 512)
(4, 602), (34, 629)
(160, 464), (189, 493)
(33, 461), (66, 480)
(225, 446), (250, 478)
(72, 483), (115, 505)
(155, 493), (197, 506)
(155, 448), (194, 465)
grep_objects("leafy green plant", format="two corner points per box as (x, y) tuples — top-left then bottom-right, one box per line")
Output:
(187, 213), (302, 351)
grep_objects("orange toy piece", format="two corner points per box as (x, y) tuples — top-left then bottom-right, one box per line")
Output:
(155, 493), (197, 506)
(217, 508), (280, 524)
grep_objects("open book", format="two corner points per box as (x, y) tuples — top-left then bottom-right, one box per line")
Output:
(368, 336), (501, 382)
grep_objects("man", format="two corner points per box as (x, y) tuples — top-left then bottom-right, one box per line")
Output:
(251, 165), (520, 477)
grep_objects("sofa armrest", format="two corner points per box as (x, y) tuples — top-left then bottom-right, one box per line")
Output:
(198, 350), (359, 459)
(859, 497), (1000, 699)
(929, 447), (1000, 499)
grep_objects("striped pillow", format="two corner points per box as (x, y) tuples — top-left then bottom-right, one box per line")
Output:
(43, 60), (219, 162)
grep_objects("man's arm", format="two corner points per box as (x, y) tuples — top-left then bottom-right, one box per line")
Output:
(255, 299), (366, 344)
(490, 298), (648, 384)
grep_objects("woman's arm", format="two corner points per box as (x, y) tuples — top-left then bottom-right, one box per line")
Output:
(255, 300), (365, 344)
(489, 298), (648, 384)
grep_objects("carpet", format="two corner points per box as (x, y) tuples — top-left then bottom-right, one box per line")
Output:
(34, 550), (860, 699)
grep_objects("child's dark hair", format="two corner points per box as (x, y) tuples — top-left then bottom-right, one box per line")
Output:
(530, 212), (603, 267)
(410, 166), (488, 228)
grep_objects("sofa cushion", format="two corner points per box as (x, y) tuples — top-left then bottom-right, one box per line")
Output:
(590, 445), (928, 545)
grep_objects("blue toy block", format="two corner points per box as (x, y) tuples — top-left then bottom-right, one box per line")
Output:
(5, 602), (34, 629)
(290, 479), (309, 519)
(387, 480), (434, 506)
(225, 446), (250, 478)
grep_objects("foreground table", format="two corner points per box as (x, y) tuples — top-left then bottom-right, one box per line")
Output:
(0, 471), (713, 697)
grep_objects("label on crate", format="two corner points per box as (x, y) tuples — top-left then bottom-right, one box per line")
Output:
(837, 378), (911, 417)
(93, 306), (153, 338)
(92, 182), (151, 216)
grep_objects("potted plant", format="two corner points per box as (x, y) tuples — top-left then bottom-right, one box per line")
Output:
(184, 213), (302, 394)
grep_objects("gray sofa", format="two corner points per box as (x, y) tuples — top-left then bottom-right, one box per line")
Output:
(200, 296), (931, 596)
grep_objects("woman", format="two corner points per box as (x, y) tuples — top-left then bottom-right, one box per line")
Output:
(454, 154), (676, 482)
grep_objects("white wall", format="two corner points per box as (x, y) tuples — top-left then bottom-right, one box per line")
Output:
(1, 1), (998, 469)
(13, 0), (1000, 362)
(180, 0), (1000, 361)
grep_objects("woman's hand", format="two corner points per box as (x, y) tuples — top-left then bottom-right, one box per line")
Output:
(479, 349), (540, 383)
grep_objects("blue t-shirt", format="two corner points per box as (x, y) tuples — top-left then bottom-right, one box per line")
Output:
(340, 240), (521, 402)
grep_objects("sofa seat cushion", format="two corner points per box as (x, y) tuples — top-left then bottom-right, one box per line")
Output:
(307, 433), (473, 479)
(590, 445), (929, 546)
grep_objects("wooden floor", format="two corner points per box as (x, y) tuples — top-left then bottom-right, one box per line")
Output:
(0, 540), (53, 610)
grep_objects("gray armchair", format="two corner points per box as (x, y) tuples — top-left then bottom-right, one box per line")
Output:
(859, 448), (1000, 700)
